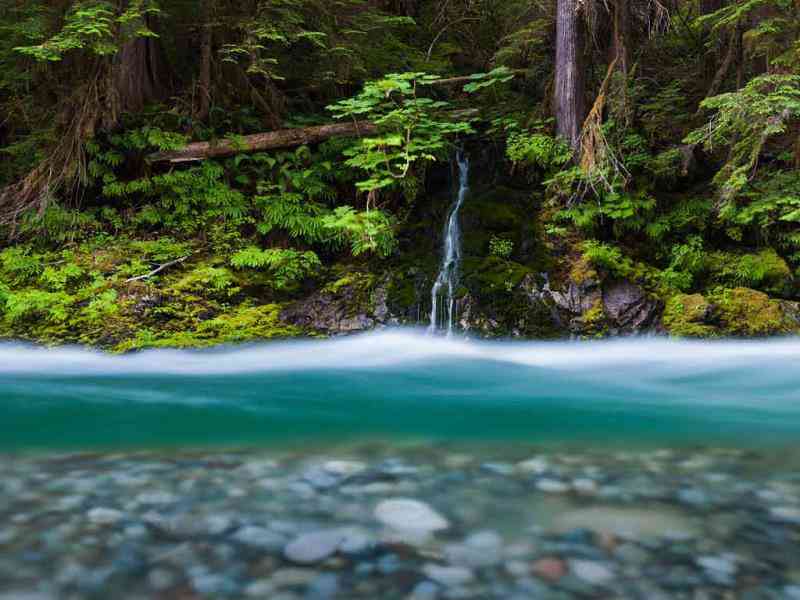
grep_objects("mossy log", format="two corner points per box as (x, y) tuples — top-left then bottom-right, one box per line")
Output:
(148, 108), (480, 164)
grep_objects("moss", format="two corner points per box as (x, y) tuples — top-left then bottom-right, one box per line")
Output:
(569, 255), (598, 285)
(663, 293), (717, 338)
(575, 297), (609, 338)
(710, 287), (794, 337)
(704, 249), (792, 295)
(114, 303), (303, 352)
(464, 256), (532, 299)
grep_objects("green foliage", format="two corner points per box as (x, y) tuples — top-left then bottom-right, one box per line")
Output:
(462, 67), (516, 93)
(14, 0), (160, 62)
(322, 207), (396, 257)
(506, 132), (571, 171)
(488, 236), (513, 259)
(556, 189), (656, 236)
(328, 72), (474, 193)
(230, 247), (321, 290)
(581, 241), (631, 277)
(686, 75), (800, 198)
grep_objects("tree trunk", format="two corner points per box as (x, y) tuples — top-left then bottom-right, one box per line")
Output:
(112, 9), (168, 115)
(555, 0), (585, 154)
(195, 0), (214, 122)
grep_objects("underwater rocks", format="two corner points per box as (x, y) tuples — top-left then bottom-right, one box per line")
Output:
(1, 445), (799, 599)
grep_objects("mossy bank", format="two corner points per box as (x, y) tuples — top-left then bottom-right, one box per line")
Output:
(2, 176), (798, 352)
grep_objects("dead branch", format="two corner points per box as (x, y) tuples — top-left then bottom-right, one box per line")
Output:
(124, 255), (191, 283)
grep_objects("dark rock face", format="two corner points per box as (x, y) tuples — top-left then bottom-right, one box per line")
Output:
(281, 276), (392, 335)
(602, 281), (663, 334)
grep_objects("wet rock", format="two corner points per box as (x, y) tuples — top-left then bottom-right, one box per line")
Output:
(323, 460), (366, 477)
(516, 457), (550, 475)
(554, 507), (697, 539)
(306, 573), (340, 599)
(271, 568), (320, 588)
(375, 499), (449, 537)
(147, 568), (178, 591)
(536, 479), (569, 493)
(87, 507), (125, 526)
(408, 581), (440, 600)
(696, 554), (738, 585)
(531, 558), (567, 583)
(568, 560), (615, 586)
(784, 585), (800, 600)
(245, 579), (276, 597)
(444, 530), (503, 568)
(422, 564), (475, 587)
(232, 525), (286, 552)
(572, 478), (598, 495)
(0, 593), (56, 600)
(769, 506), (800, 525)
(282, 275), (387, 336)
(602, 281), (662, 333)
(284, 530), (346, 564)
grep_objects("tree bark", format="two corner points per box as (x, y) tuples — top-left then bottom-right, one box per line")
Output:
(195, 0), (214, 122)
(147, 107), (477, 164)
(112, 10), (169, 114)
(149, 121), (379, 163)
(554, 0), (585, 154)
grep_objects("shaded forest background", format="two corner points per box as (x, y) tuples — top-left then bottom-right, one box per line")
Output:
(0, 0), (799, 348)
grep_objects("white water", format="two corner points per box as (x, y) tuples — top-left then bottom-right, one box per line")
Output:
(429, 152), (470, 335)
(3, 330), (800, 379)
(4, 332), (800, 449)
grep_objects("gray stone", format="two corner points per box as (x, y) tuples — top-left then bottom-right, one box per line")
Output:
(408, 581), (440, 600)
(284, 530), (345, 564)
(569, 560), (615, 586)
(87, 507), (125, 526)
(192, 573), (237, 597)
(147, 568), (178, 591)
(536, 479), (569, 493)
(516, 457), (550, 475)
(697, 555), (738, 586)
(232, 525), (286, 552)
(444, 530), (503, 568)
(784, 585), (800, 600)
(422, 564), (475, 587)
(677, 488), (710, 507)
(305, 573), (339, 599)
(245, 580), (276, 597)
(271, 568), (319, 588)
(375, 499), (449, 535)
(770, 506), (800, 525)
(0, 593), (56, 600)
(323, 460), (366, 477)
(602, 280), (662, 333)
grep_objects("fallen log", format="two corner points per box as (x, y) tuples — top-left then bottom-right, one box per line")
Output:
(148, 108), (481, 165)
(148, 121), (378, 164)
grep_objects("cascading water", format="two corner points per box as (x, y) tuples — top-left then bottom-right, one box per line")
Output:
(429, 152), (469, 335)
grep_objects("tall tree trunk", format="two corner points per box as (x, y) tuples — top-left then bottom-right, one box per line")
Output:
(112, 9), (168, 115)
(555, 0), (585, 154)
(195, 0), (213, 122)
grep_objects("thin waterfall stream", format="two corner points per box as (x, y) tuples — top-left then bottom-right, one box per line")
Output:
(429, 152), (469, 335)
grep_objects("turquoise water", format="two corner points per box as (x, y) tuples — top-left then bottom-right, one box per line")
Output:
(2, 330), (800, 451)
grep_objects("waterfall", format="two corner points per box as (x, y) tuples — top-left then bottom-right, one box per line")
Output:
(429, 152), (469, 335)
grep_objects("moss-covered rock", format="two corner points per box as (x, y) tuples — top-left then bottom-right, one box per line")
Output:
(710, 287), (795, 337)
(663, 293), (717, 338)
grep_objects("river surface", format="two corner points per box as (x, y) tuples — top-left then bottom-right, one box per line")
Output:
(2, 330), (800, 451)
(3, 332), (800, 600)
